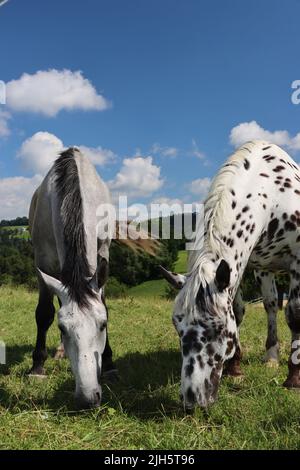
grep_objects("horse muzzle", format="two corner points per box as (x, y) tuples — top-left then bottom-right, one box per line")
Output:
(75, 386), (102, 409)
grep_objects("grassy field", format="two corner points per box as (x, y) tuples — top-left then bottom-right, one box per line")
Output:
(128, 279), (166, 298)
(175, 250), (188, 273)
(1, 285), (300, 450)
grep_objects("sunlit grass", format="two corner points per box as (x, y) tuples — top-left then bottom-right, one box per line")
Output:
(0, 285), (299, 449)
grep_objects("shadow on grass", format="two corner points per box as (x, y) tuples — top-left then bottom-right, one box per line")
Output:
(1, 345), (291, 422)
(0, 347), (183, 420)
(103, 349), (183, 420)
(0, 344), (33, 376)
(0, 344), (59, 375)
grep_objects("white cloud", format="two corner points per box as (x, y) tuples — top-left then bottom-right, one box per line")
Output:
(78, 145), (117, 166)
(109, 156), (163, 199)
(189, 177), (211, 198)
(191, 139), (205, 160)
(0, 174), (42, 220)
(151, 143), (179, 158)
(161, 147), (178, 157)
(6, 69), (110, 117)
(17, 132), (64, 174)
(1, 134), (117, 218)
(230, 120), (300, 151)
(152, 196), (183, 206)
(0, 110), (11, 137)
(150, 197), (184, 216)
(17, 132), (116, 175)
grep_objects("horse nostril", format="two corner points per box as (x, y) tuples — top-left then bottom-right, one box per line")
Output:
(75, 389), (102, 409)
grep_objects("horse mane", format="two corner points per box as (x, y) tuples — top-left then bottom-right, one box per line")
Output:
(182, 141), (266, 313)
(188, 140), (263, 273)
(54, 149), (162, 305)
(54, 148), (96, 307)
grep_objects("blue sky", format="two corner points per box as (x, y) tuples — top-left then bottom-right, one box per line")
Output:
(1, 0), (300, 218)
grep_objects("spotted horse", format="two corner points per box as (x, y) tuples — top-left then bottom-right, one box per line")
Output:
(160, 140), (300, 410)
(160, 267), (281, 371)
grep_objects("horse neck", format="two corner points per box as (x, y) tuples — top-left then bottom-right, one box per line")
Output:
(210, 193), (270, 297)
(186, 216), (264, 310)
(191, 141), (298, 298)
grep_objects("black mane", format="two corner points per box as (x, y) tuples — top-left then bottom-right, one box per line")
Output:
(54, 148), (96, 307)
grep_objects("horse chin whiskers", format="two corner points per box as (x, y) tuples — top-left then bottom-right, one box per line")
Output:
(75, 388), (102, 410)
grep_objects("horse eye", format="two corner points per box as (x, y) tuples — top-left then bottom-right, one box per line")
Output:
(100, 321), (107, 332)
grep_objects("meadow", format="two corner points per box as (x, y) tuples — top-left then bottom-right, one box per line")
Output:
(0, 283), (300, 450)
(127, 251), (187, 298)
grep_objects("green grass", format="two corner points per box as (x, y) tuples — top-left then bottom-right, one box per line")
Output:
(0, 285), (300, 450)
(175, 250), (187, 273)
(128, 250), (187, 298)
(128, 279), (167, 298)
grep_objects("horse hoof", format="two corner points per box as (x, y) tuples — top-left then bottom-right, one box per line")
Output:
(28, 373), (47, 380)
(223, 368), (244, 378)
(283, 379), (300, 390)
(54, 350), (66, 360)
(28, 366), (47, 378)
(265, 359), (279, 368)
(231, 374), (244, 384)
(264, 345), (280, 365)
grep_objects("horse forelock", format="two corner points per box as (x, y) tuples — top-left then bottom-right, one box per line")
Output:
(54, 148), (97, 308)
(177, 256), (215, 318)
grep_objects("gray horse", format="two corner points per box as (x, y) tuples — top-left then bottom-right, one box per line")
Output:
(29, 147), (115, 409)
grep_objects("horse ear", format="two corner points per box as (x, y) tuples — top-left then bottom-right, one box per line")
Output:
(89, 270), (100, 292)
(159, 265), (187, 290)
(215, 260), (230, 292)
(37, 269), (67, 300)
(97, 258), (109, 288)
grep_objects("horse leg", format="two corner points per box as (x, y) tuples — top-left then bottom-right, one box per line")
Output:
(30, 280), (55, 376)
(258, 271), (280, 366)
(223, 286), (244, 377)
(283, 266), (300, 389)
(54, 298), (66, 360)
(102, 335), (116, 374)
(101, 292), (118, 379)
(54, 338), (66, 360)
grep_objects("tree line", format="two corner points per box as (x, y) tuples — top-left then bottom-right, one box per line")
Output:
(0, 219), (180, 296)
(0, 216), (29, 227)
(0, 215), (289, 301)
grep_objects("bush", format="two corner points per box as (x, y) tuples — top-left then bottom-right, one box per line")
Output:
(105, 277), (128, 298)
(26, 275), (39, 291)
(0, 273), (13, 286)
(0, 229), (35, 289)
(163, 283), (178, 300)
